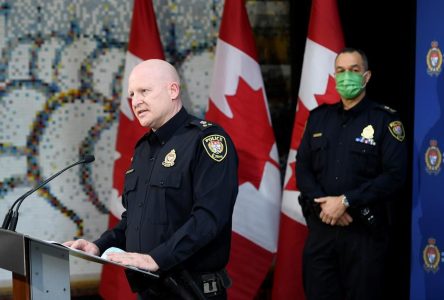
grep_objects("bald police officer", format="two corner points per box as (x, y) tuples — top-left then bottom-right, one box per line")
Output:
(65, 59), (238, 299)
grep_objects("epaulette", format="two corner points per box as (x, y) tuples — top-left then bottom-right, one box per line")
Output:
(189, 119), (215, 131)
(376, 104), (397, 114)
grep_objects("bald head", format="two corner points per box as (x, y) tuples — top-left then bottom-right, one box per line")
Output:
(128, 59), (182, 130)
(129, 59), (181, 87)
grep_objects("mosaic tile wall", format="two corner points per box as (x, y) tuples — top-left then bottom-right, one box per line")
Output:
(0, 0), (224, 285)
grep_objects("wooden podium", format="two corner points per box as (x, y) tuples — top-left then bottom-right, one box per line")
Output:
(0, 229), (158, 300)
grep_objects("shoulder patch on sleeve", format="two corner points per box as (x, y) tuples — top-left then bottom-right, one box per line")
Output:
(190, 119), (215, 131)
(202, 134), (227, 162)
(388, 121), (405, 142)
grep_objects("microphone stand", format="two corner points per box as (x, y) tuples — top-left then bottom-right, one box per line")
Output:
(1, 155), (95, 232)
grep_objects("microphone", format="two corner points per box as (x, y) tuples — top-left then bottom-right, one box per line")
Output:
(1, 155), (95, 231)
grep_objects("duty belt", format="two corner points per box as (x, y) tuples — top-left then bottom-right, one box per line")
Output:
(179, 269), (231, 298)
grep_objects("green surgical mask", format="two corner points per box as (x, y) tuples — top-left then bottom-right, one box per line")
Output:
(335, 71), (367, 100)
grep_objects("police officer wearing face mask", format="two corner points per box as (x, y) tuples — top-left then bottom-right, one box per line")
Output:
(296, 48), (407, 300)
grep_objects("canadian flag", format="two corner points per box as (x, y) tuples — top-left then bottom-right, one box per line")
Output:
(99, 0), (164, 299)
(205, 0), (282, 298)
(272, 0), (344, 299)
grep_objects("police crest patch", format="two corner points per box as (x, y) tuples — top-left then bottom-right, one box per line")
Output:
(423, 238), (440, 273)
(388, 121), (405, 142)
(425, 140), (442, 175)
(427, 40), (442, 76)
(202, 134), (227, 162)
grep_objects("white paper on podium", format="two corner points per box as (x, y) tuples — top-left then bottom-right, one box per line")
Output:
(43, 240), (159, 278)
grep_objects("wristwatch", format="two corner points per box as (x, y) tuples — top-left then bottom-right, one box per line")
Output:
(341, 195), (350, 208)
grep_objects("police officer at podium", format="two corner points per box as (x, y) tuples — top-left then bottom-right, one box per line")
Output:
(65, 59), (238, 299)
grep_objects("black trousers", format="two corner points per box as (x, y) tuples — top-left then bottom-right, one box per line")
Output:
(303, 216), (389, 300)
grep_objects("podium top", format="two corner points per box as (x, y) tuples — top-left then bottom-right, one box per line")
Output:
(0, 229), (159, 278)
(48, 241), (159, 278)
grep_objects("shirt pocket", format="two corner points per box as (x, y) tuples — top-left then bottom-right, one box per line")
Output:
(123, 173), (138, 208)
(122, 173), (138, 227)
(310, 137), (328, 173)
(149, 173), (182, 224)
(350, 142), (379, 176)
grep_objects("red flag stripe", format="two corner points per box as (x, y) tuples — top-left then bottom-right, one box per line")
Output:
(218, 0), (258, 61)
(307, 0), (344, 53)
(227, 232), (274, 299)
(272, 215), (307, 299)
(127, 0), (164, 60)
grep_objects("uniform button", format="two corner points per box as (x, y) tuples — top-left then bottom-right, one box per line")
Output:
(338, 142), (342, 145)
(160, 180), (164, 186)
(335, 176), (339, 180)
(336, 160), (340, 163)
(150, 157), (155, 161)
(135, 226), (139, 231)
(138, 202), (143, 207)
(342, 124), (347, 128)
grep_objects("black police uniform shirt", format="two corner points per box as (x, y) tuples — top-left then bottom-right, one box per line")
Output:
(94, 107), (239, 274)
(296, 97), (407, 209)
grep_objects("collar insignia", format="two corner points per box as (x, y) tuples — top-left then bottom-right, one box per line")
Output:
(200, 120), (213, 128)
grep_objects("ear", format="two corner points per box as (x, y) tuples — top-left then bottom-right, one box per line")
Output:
(169, 82), (180, 99)
(363, 70), (372, 85)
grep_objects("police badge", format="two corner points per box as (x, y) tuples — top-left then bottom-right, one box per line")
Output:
(425, 140), (442, 175)
(423, 238), (441, 273)
(427, 40), (442, 76)
(355, 125), (376, 145)
(162, 149), (176, 167)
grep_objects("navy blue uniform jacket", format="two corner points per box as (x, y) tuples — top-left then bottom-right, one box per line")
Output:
(95, 107), (239, 274)
(296, 97), (407, 209)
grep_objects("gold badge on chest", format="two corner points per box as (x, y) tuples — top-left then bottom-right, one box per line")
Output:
(361, 125), (374, 139)
(162, 149), (176, 167)
(355, 125), (376, 145)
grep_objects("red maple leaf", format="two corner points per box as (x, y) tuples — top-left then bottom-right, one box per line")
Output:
(314, 75), (340, 105)
(206, 77), (277, 189)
